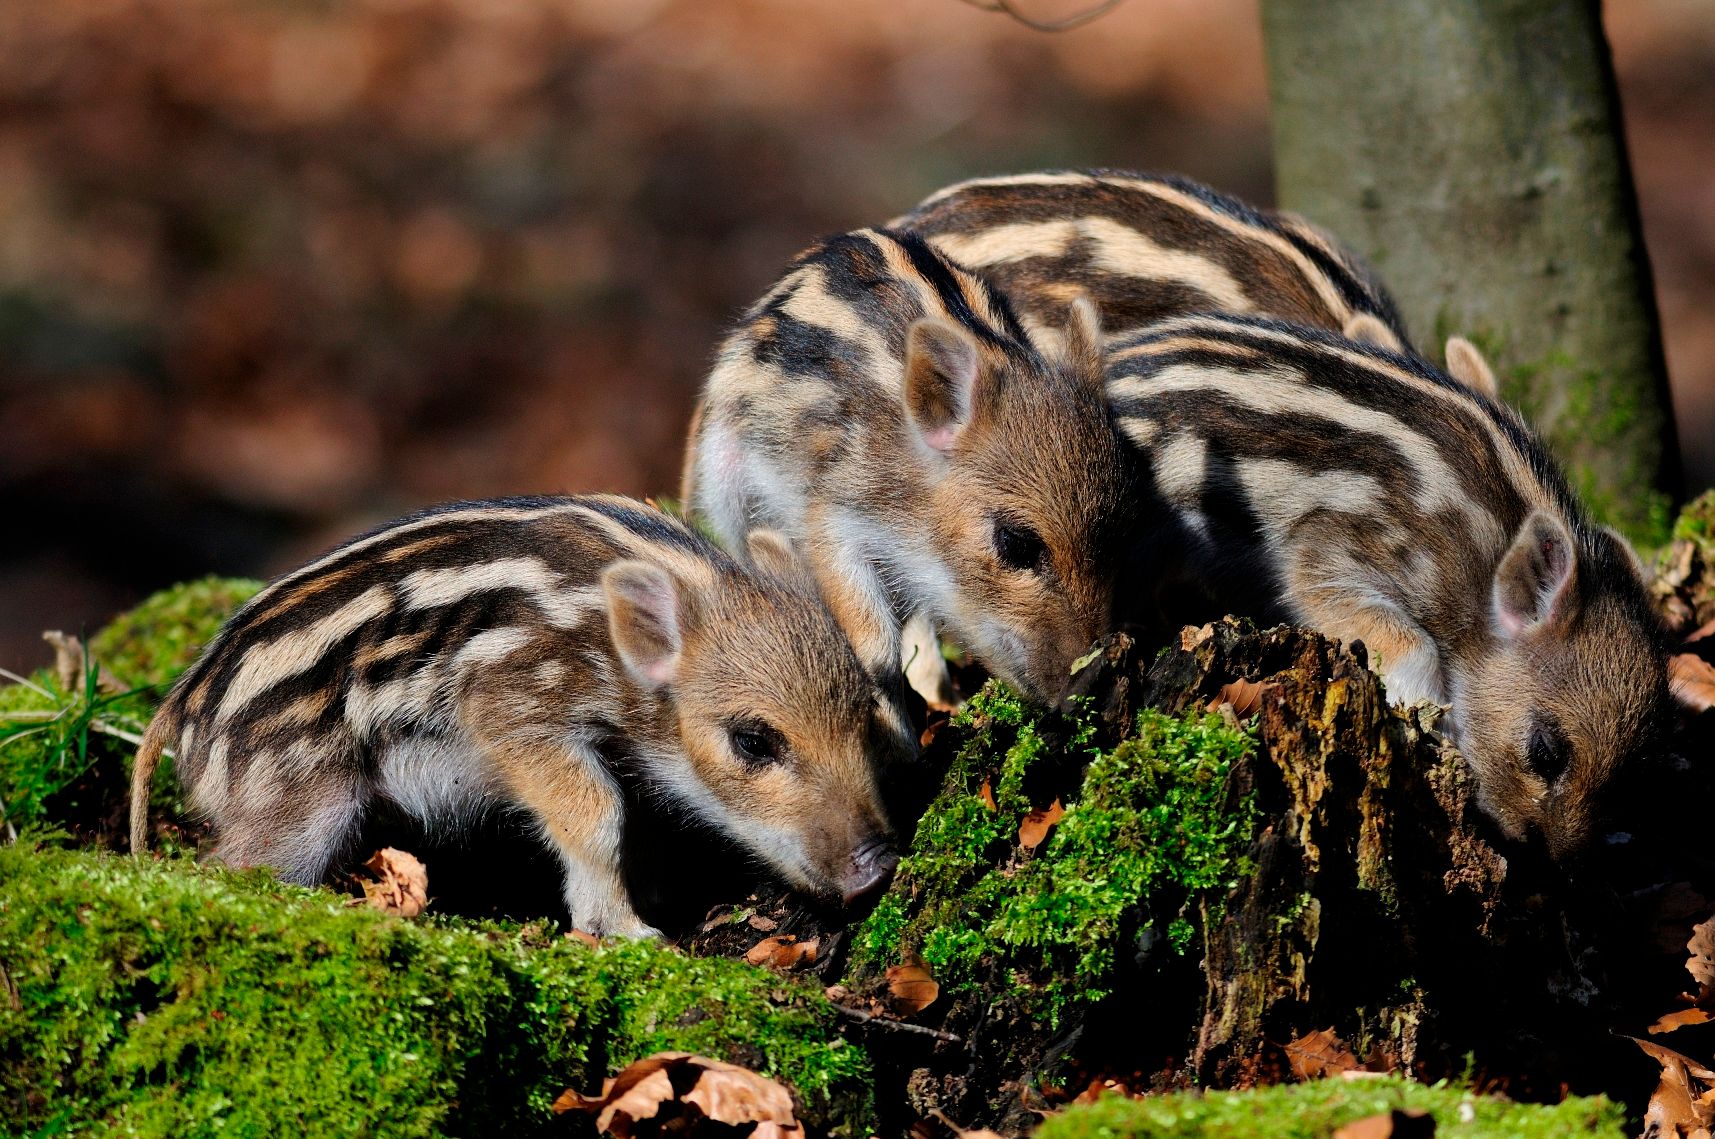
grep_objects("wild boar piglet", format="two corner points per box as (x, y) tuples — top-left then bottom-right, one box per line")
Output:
(130, 495), (903, 937)
(1107, 314), (1671, 857)
(685, 227), (1135, 709)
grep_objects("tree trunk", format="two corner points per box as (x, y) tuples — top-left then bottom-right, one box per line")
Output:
(1260, 0), (1680, 544)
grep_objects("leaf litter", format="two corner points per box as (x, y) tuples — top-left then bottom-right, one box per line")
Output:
(554, 1051), (802, 1138)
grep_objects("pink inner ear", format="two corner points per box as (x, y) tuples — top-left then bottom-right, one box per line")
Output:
(639, 653), (678, 687)
(921, 424), (957, 453)
(1493, 596), (1531, 638)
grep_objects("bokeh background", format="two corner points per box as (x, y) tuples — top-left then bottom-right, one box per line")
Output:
(3, 0), (1712, 672)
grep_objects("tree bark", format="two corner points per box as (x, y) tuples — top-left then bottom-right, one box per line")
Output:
(1260, 0), (1680, 543)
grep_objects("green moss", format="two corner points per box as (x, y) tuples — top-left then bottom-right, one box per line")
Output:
(1497, 345), (1671, 549)
(0, 578), (259, 838)
(1671, 490), (1715, 552)
(0, 841), (872, 1137)
(851, 686), (1258, 1025)
(1033, 1076), (1623, 1139)
(86, 576), (263, 690)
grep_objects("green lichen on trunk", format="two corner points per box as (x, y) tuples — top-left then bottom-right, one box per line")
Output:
(849, 684), (1258, 1025)
(1263, 0), (1681, 545)
(0, 841), (873, 1137)
(1035, 1076), (1624, 1139)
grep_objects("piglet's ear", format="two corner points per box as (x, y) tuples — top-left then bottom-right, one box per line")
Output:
(1060, 296), (1105, 389)
(603, 561), (682, 689)
(1342, 312), (1405, 353)
(1444, 336), (1499, 397)
(746, 529), (817, 593)
(904, 317), (981, 455)
(1493, 511), (1577, 638)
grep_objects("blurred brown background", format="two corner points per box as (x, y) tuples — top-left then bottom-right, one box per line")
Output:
(2, 0), (1712, 673)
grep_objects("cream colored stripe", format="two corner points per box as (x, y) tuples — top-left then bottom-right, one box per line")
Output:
(1147, 318), (1551, 512)
(1110, 361), (1476, 519)
(775, 261), (893, 381)
(861, 228), (942, 322)
(247, 501), (583, 611)
(215, 584), (391, 723)
(932, 217), (1256, 314)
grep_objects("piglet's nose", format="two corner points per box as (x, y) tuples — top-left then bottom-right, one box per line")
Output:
(841, 836), (899, 905)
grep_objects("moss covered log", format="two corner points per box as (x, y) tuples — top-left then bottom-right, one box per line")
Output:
(840, 613), (1715, 1133)
(0, 841), (873, 1137)
(1035, 1077), (1624, 1139)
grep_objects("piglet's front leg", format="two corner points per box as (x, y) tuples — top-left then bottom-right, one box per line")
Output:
(473, 718), (662, 939)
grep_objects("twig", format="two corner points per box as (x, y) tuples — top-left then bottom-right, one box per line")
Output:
(0, 667), (54, 699)
(832, 1003), (965, 1045)
(954, 0), (1126, 33)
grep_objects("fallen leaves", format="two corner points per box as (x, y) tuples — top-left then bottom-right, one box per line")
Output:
(1691, 916), (1715, 992)
(1284, 1027), (1360, 1081)
(352, 847), (428, 917)
(1017, 799), (1065, 850)
(1647, 914), (1715, 1035)
(1652, 1009), (1715, 1035)
(744, 935), (819, 971)
(1636, 913), (1715, 1135)
(1631, 1036), (1715, 1139)
(1671, 653), (1715, 712)
(1331, 1108), (1433, 1139)
(555, 1052), (802, 1138)
(885, 960), (940, 1016)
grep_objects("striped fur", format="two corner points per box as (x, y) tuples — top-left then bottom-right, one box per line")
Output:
(1107, 314), (1670, 856)
(682, 227), (1135, 706)
(894, 169), (1411, 354)
(130, 495), (901, 936)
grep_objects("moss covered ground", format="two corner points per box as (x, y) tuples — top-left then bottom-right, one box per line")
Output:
(0, 840), (872, 1137)
(1035, 1077), (1625, 1139)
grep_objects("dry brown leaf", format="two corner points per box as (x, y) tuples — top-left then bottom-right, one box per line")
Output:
(1631, 1036), (1715, 1139)
(358, 848), (428, 917)
(1017, 799), (1065, 850)
(747, 913), (779, 932)
(554, 1052), (801, 1137)
(1653, 1009), (1715, 1035)
(1671, 653), (1715, 712)
(1284, 1027), (1360, 1081)
(1210, 677), (1271, 718)
(886, 960), (940, 1016)
(567, 929), (601, 948)
(1331, 1109), (1433, 1139)
(1691, 915), (1715, 994)
(744, 935), (819, 971)
(978, 779), (997, 812)
(919, 717), (949, 749)
(682, 1063), (799, 1131)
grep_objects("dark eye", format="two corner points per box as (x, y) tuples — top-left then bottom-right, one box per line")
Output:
(730, 721), (787, 766)
(1525, 720), (1571, 786)
(993, 520), (1047, 572)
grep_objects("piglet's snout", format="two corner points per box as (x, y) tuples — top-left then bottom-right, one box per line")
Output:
(840, 836), (899, 905)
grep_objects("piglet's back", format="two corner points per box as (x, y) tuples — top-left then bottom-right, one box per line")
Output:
(150, 496), (724, 820)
